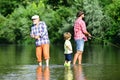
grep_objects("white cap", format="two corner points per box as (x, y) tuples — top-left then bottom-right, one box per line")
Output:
(31, 15), (39, 19)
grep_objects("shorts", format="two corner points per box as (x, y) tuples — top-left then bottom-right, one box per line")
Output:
(75, 39), (84, 52)
(64, 53), (72, 61)
(36, 44), (50, 62)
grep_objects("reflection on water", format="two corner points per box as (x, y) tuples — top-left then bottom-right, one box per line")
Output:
(64, 67), (73, 80)
(0, 44), (36, 65)
(73, 65), (86, 80)
(0, 65), (36, 80)
(0, 44), (120, 80)
(36, 66), (50, 80)
(36, 66), (42, 80)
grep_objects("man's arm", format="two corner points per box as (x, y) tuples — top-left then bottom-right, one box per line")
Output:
(30, 27), (40, 39)
(39, 22), (48, 38)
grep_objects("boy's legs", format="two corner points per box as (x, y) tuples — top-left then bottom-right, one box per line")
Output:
(67, 54), (72, 64)
(64, 54), (72, 66)
(64, 54), (67, 66)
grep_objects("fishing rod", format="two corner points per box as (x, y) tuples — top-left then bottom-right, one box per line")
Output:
(90, 36), (120, 48)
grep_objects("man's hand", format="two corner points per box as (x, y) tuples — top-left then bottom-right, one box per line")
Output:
(88, 33), (92, 37)
(34, 36), (40, 39)
(87, 33), (92, 39)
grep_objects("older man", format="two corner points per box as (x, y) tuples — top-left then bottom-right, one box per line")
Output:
(30, 15), (50, 66)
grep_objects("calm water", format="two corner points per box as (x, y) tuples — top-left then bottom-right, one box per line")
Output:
(0, 44), (120, 80)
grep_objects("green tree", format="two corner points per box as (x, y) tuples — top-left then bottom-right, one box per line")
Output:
(83, 0), (112, 43)
(0, 0), (18, 16)
(0, 0), (119, 45)
(0, 14), (8, 43)
(0, 0), (41, 16)
(104, 0), (120, 44)
(0, 1), (46, 44)
(0, 1), (77, 44)
(99, 0), (112, 7)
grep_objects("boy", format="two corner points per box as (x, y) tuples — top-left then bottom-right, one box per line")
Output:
(63, 32), (73, 66)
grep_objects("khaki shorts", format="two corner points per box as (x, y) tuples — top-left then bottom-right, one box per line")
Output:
(36, 44), (50, 62)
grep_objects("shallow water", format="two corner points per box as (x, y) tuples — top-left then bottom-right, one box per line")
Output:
(0, 44), (120, 80)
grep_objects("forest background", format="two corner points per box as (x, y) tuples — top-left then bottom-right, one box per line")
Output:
(0, 0), (120, 45)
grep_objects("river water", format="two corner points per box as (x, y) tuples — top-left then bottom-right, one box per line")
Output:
(0, 44), (120, 80)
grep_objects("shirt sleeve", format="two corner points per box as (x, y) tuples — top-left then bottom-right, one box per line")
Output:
(81, 21), (87, 33)
(39, 22), (48, 38)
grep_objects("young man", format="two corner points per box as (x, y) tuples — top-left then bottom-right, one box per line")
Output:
(73, 11), (91, 65)
(30, 15), (50, 66)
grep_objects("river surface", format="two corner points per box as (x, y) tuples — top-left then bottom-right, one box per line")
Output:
(0, 44), (120, 80)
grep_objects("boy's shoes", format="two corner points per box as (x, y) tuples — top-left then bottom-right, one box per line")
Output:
(64, 62), (68, 66)
(64, 62), (70, 67)
(67, 62), (70, 66)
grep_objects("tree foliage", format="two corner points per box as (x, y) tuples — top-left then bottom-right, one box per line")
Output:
(0, 1), (76, 44)
(83, 0), (109, 41)
(104, 0), (120, 44)
(0, 0), (120, 45)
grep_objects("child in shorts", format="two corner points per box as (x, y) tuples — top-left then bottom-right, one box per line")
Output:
(63, 32), (73, 66)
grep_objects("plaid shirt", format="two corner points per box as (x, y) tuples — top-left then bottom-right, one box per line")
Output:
(74, 18), (88, 41)
(30, 21), (50, 46)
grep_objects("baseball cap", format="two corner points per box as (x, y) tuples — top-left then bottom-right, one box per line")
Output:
(31, 15), (39, 19)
